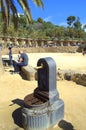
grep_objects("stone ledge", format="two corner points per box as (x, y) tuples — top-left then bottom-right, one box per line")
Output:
(12, 58), (37, 81)
(19, 63), (86, 86)
(21, 65), (37, 81)
(57, 69), (86, 86)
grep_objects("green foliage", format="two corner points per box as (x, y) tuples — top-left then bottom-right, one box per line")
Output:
(67, 16), (76, 27)
(37, 17), (44, 23)
(73, 17), (82, 30)
(0, 14), (86, 42)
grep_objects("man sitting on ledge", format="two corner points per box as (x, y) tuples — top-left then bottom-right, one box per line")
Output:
(12, 50), (28, 74)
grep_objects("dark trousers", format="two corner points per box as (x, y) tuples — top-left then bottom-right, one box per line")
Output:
(13, 61), (27, 72)
(9, 55), (13, 66)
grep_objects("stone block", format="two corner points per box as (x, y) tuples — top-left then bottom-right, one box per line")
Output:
(21, 65), (37, 81)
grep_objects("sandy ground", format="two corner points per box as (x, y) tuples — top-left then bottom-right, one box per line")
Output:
(0, 53), (86, 130)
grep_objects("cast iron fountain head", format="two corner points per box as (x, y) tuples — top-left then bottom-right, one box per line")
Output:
(22, 57), (64, 130)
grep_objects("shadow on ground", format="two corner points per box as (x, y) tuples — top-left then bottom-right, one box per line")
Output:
(19, 72), (27, 80)
(58, 120), (75, 130)
(10, 99), (24, 128)
(12, 107), (23, 128)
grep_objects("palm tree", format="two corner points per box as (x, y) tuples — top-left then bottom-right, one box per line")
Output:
(0, 0), (44, 30)
(0, 0), (44, 74)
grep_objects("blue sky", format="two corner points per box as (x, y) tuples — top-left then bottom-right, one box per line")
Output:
(17, 0), (86, 27)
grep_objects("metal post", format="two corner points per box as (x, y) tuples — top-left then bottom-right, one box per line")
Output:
(8, 46), (13, 66)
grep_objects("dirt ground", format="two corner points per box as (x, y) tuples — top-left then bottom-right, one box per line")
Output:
(0, 53), (86, 130)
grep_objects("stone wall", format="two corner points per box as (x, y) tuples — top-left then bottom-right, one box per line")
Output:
(21, 65), (86, 87)
(57, 69), (86, 86)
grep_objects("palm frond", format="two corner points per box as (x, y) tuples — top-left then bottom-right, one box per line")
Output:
(33, 0), (44, 8)
(5, 0), (10, 26)
(1, 0), (8, 30)
(9, 0), (18, 30)
(17, 0), (32, 22)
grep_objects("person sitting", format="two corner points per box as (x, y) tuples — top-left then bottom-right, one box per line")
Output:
(13, 50), (28, 74)
(82, 47), (86, 55)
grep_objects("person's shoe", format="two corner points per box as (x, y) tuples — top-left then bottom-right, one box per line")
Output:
(14, 71), (20, 74)
(9, 70), (14, 72)
(10, 71), (20, 74)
